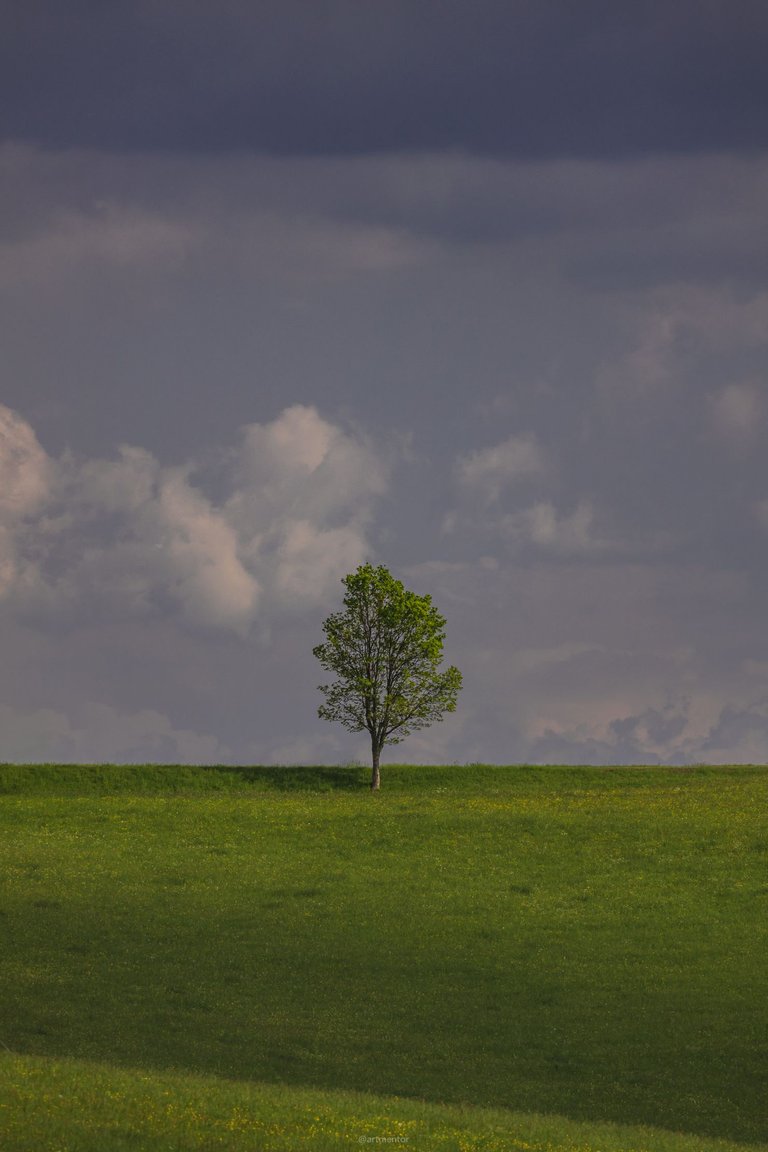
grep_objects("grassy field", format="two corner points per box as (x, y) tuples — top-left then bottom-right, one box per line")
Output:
(0, 763), (766, 1151)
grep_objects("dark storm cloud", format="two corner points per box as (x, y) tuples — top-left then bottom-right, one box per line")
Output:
(3, 0), (768, 157)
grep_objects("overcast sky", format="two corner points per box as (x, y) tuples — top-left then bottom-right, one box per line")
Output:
(2, 1), (768, 765)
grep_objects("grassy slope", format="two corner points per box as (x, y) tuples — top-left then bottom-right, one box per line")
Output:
(3, 1052), (766, 1152)
(0, 764), (766, 1148)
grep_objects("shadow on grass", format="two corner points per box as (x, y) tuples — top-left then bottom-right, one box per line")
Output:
(207, 765), (370, 791)
(0, 762), (373, 795)
(2, 762), (765, 798)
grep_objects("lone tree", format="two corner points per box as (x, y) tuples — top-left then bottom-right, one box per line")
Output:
(313, 563), (462, 790)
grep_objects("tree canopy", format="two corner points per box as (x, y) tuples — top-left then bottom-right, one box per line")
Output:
(313, 563), (462, 789)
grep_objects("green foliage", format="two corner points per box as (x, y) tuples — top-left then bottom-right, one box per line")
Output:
(0, 765), (766, 1145)
(313, 564), (462, 775)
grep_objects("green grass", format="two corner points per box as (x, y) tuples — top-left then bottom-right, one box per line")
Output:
(0, 764), (766, 1150)
(2, 1053), (766, 1152)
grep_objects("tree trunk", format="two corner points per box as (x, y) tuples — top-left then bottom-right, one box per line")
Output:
(370, 738), (381, 791)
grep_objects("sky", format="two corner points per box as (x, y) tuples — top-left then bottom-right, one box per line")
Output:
(2, 1), (768, 765)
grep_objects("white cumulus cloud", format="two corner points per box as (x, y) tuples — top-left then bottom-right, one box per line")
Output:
(0, 404), (51, 517)
(515, 499), (596, 552)
(456, 432), (545, 504)
(0, 405), (53, 599)
(0, 403), (388, 634)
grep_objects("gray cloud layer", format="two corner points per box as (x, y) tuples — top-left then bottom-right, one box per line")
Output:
(2, 132), (768, 763)
(3, 2), (768, 156)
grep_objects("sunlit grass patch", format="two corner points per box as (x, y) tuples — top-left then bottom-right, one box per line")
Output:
(2, 1054), (765, 1152)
